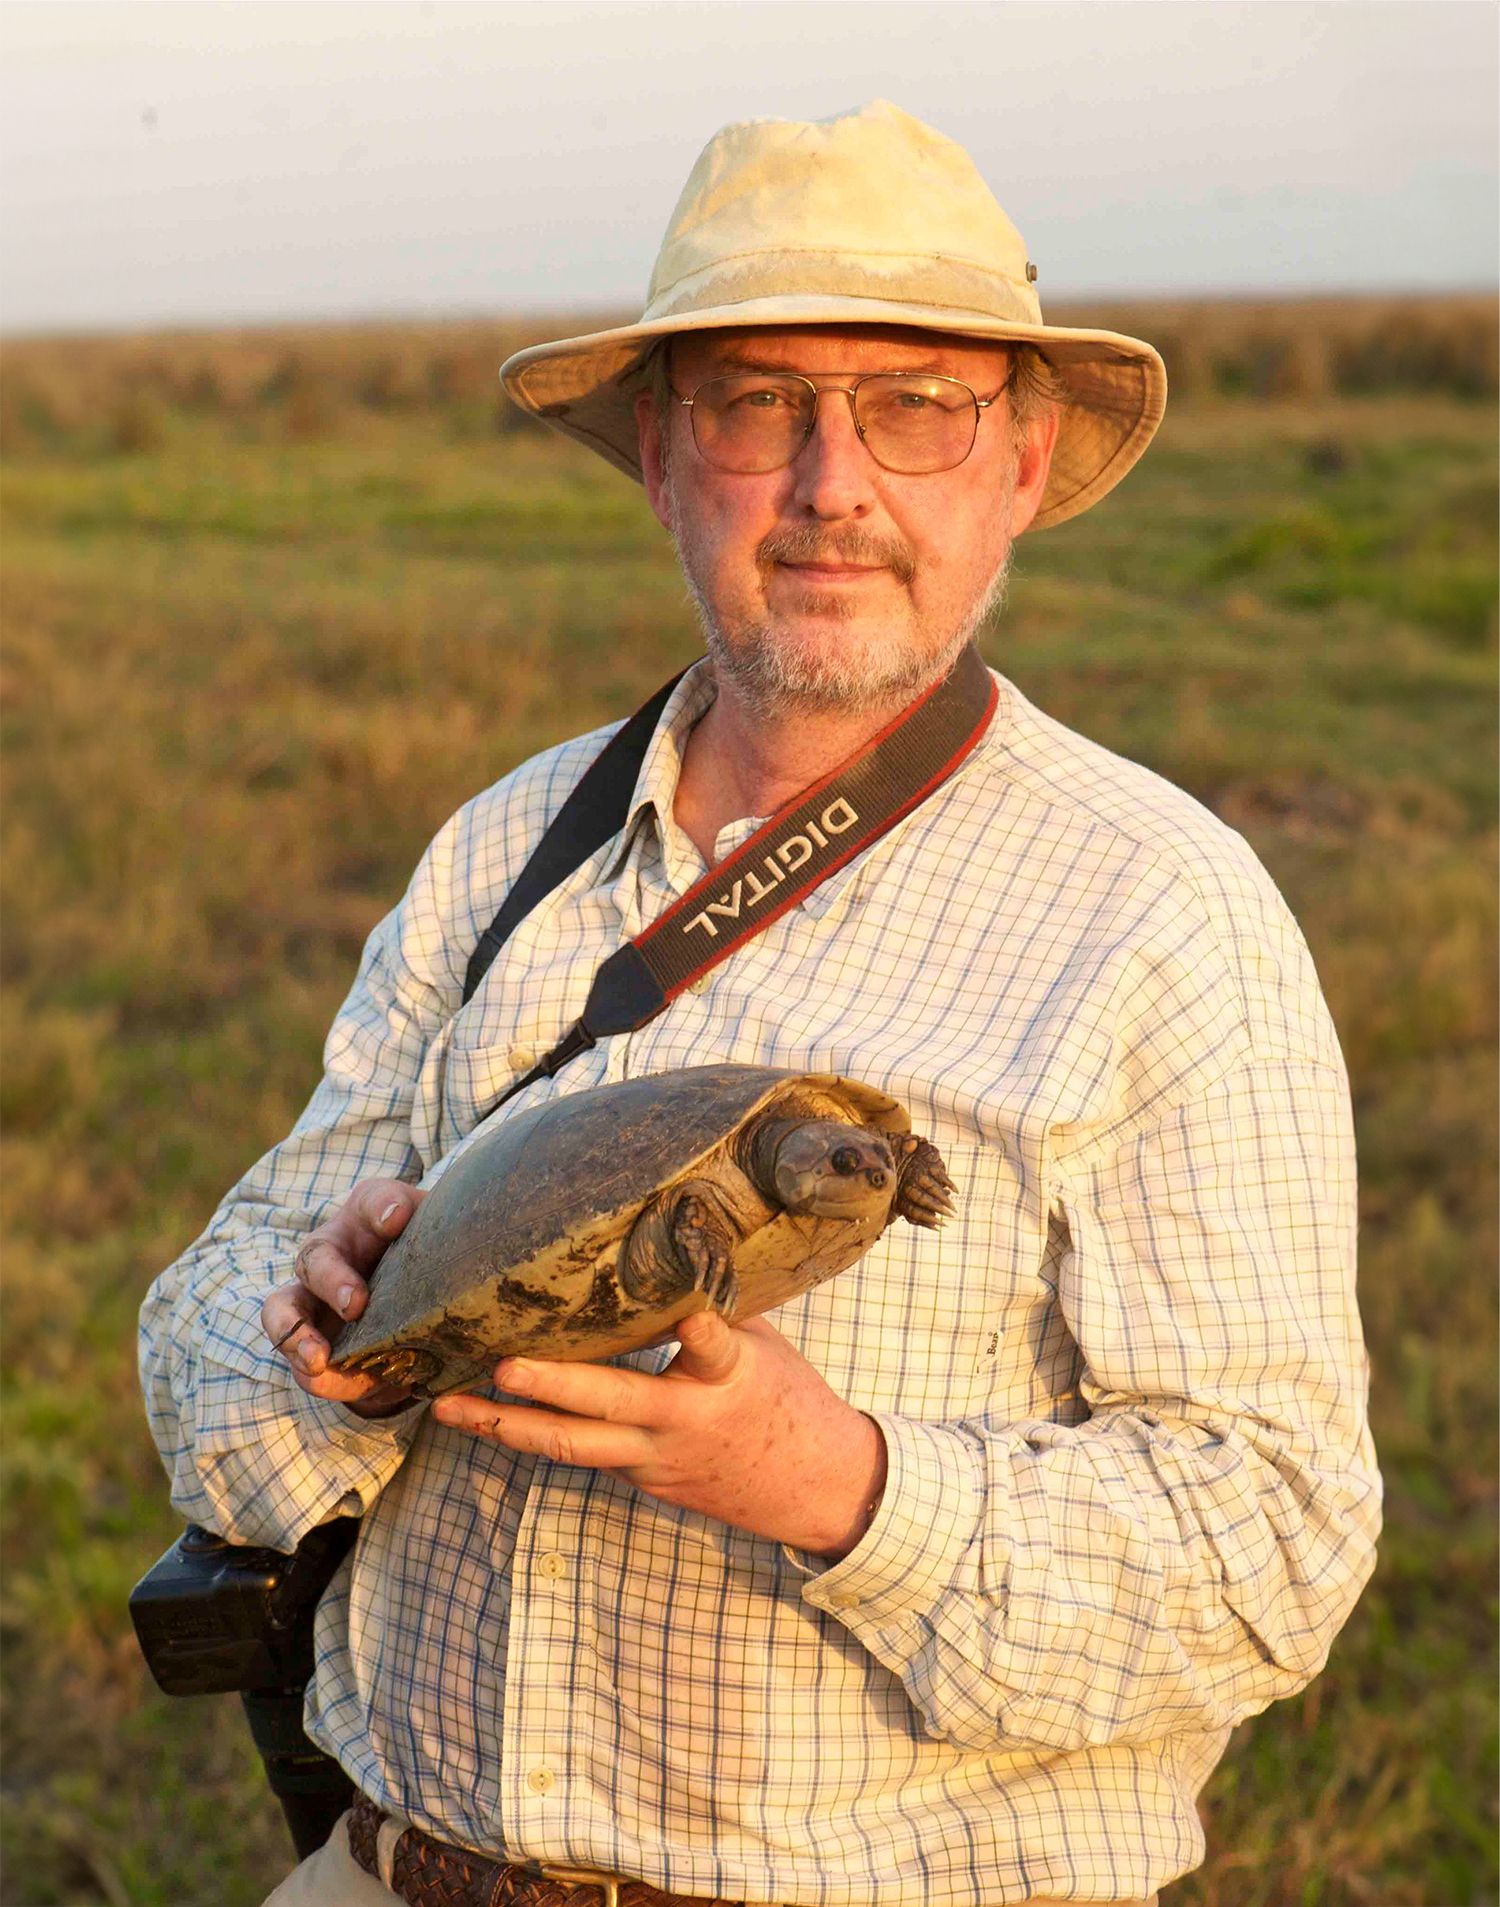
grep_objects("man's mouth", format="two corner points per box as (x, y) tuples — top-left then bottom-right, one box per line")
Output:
(759, 528), (917, 586)
(779, 560), (886, 580)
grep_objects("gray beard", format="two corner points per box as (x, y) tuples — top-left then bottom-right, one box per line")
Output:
(684, 555), (1012, 720)
(664, 472), (1017, 721)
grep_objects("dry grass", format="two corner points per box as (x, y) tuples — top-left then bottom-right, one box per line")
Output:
(1, 306), (1496, 1905)
(1, 294), (1494, 464)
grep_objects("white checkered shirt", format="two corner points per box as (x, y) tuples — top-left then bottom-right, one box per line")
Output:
(140, 663), (1380, 1906)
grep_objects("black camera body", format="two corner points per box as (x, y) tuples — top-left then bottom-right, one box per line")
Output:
(129, 1517), (357, 1696)
(129, 1519), (361, 1856)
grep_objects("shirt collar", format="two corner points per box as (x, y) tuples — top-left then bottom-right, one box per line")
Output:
(596, 652), (1015, 894)
(596, 657), (719, 884)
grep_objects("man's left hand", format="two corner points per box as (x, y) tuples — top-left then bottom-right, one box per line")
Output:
(431, 1311), (886, 1561)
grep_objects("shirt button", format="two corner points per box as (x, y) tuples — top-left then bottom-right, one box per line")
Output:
(537, 1551), (568, 1580)
(526, 1766), (555, 1795)
(508, 1043), (537, 1071)
(826, 1591), (861, 1611)
(686, 972), (712, 996)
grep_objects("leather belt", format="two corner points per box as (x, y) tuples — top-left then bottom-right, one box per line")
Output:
(347, 1793), (751, 1907)
(346, 1794), (1158, 1907)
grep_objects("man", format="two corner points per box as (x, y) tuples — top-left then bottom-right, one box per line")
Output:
(140, 102), (1381, 1907)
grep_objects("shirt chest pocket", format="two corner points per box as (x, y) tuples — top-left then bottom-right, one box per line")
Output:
(412, 955), (612, 1165)
(414, 1016), (521, 1164)
(765, 1135), (1056, 1422)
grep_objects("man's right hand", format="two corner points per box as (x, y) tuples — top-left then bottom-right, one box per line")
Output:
(261, 1179), (427, 1418)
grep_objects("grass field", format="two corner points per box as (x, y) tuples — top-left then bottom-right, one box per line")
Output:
(1, 308), (1496, 1905)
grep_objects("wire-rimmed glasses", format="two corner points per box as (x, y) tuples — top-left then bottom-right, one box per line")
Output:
(675, 367), (1015, 475)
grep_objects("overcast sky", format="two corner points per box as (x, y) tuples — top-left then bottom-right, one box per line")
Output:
(2, 0), (1496, 334)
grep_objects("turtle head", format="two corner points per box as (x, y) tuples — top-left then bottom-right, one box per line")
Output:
(766, 1121), (897, 1222)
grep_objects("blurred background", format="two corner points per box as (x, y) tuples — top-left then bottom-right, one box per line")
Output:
(1, 4), (1495, 1903)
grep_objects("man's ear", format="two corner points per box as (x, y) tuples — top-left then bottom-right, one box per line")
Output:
(636, 392), (673, 530)
(1007, 407), (1062, 538)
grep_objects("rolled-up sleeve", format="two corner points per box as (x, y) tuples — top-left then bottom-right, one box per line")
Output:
(801, 1050), (1381, 1755)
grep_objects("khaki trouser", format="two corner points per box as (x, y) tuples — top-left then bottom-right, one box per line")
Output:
(260, 1810), (1159, 1907)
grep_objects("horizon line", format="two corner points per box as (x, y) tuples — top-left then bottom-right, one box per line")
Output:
(5, 281), (1497, 345)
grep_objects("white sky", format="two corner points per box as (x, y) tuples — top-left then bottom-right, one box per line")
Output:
(2, 0), (1496, 334)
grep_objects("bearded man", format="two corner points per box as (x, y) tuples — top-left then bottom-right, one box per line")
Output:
(140, 102), (1380, 1907)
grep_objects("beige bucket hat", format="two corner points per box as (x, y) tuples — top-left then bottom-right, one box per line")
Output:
(501, 100), (1166, 530)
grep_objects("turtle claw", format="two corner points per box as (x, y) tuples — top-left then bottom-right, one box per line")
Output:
(894, 1136), (958, 1231)
(674, 1192), (741, 1317)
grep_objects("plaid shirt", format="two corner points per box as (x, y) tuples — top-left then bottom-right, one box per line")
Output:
(139, 663), (1380, 1906)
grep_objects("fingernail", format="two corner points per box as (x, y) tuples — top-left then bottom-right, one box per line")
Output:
(377, 1201), (401, 1229)
(501, 1360), (533, 1393)
(338, 1285), (357, 1316)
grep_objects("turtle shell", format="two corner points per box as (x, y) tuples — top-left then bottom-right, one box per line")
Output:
(330, 1064), (908, 1396)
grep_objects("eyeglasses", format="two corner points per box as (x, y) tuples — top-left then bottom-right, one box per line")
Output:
(674, 367), (1016, 475)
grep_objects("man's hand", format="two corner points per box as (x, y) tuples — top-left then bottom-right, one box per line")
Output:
(261, 1179), (426, 1418)
(432, 1311), (888, 1559)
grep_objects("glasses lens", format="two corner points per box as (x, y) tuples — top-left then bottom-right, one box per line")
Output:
(855, 375), (978, 473)
(689, 374), (813, 472)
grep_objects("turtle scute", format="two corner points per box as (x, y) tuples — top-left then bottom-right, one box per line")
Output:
(329, 1063), (953, 1397)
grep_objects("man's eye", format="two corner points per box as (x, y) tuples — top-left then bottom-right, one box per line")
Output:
(882, 381), (959, 411)
(734, 386), (795, 410)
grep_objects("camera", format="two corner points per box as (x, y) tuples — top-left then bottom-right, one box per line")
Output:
(129, 1519), (360, 1856)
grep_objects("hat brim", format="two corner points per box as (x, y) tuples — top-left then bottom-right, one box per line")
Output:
(500, 295), (1166, 531)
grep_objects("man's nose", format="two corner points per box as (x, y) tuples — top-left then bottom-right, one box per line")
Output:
(790, 387), (878, 519)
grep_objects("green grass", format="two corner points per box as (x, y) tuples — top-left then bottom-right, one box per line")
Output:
(2, 388), (1495, 1906)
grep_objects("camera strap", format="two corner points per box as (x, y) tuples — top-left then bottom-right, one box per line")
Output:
(468, 642), (997, 1123)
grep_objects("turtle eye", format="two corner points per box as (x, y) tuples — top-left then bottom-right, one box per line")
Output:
(831, 1146), (862, 1175)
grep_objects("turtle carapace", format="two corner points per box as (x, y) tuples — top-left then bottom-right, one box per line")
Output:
(330, 1065), (955, 1397)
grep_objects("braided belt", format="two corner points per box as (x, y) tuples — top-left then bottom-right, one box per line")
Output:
(347, 1793), (752, 1907)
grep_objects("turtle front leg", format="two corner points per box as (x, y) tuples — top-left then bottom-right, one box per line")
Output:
(619, 1180), (741, 1317)
(892, 1133), (957, 1230)
(669, 1183), (741, 1316)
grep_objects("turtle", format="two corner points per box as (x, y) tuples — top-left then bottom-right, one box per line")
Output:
(330, 1063), (955, 1398)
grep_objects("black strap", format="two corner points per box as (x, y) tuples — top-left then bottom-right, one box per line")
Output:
(463, 645), (998, 1125)
(461, 671), (685, 1006)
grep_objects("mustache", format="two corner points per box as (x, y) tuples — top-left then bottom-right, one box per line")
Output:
(757, 524), (917, 586)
